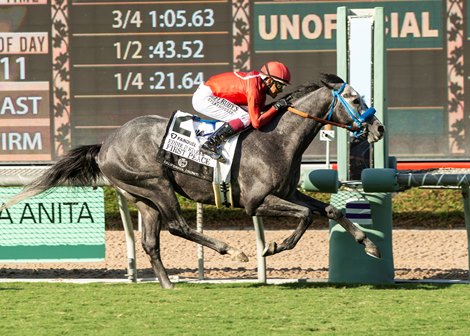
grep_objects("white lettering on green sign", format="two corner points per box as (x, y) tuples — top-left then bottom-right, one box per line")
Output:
(254, 1), (442, 51)
(389, 12), (438, 38)
(258, 14), (337, 41)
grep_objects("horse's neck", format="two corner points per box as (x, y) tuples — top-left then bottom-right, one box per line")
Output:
(259, 111), (321, 168)
(277, 93), (329, 148)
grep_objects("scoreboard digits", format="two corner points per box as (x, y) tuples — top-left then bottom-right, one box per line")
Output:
(110, 8), (216, 29)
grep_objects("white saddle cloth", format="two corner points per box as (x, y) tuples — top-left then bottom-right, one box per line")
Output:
(161, 110), (239, 183)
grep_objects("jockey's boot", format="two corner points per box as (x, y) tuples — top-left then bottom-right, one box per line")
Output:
(200, 122), (237, 162)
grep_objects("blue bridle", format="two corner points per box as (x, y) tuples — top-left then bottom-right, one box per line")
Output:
(326, 83), (376, 138)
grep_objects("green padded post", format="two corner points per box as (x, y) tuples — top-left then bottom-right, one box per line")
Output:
(302, 169), (339, 193)
(361, 168), (399, 193)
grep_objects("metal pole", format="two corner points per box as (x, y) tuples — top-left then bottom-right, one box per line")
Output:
(324, 124), (333, 169)
(115, 190), (137, 282)
(397, 173), (470, 188)
(336, 6), (349, 181)
(373, 6), (388, 168)
(137, 211), (143, 232)
(252, 216), (266, 283)
(461, 186), (470, 280)
(196, 203), (204, 280)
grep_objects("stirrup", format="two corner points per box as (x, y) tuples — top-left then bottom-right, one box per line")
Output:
(200, 146), (227, 163)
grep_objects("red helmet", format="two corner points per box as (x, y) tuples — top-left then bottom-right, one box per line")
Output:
(260, 61), (291, 85)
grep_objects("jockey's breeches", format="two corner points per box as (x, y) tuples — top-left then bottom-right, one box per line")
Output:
(192, 83), (250, 127)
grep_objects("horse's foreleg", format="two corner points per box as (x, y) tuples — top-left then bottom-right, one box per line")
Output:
(254, 195), (314, 256)
(135, 200), (174, 289)
(292, 191), (381, 258)
(325, 205), (381, 259)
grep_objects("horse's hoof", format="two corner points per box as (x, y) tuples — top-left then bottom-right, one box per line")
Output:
(364, 240), (381, 259)
(262, 242), (277, 257)
(230, 250), (249, 262)
(361, 237), (381, 259)
(160, 283), (174, 289)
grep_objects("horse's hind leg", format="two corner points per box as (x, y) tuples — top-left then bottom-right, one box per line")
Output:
(134, 199), (173, 289)
(160, 193), (249, 262)
(112, 178), (249, 263)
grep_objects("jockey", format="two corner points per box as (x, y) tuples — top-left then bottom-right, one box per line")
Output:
(192, 61), (291, 161)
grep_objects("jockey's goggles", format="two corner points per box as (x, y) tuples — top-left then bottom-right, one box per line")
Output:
(273, 80), (286, 92)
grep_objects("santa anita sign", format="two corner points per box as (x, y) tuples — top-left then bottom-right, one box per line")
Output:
(254, 0), (442, 51)
(0, 187), (105, 262)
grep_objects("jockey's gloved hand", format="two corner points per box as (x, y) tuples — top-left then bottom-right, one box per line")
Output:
(273, 99), (290, 111)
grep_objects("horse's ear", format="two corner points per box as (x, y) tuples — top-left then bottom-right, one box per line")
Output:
(320, 73), (344, 88)
(321, 80), (336, 90)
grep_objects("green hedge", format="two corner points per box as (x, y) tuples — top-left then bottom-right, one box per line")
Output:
(104, 187), (466, 230)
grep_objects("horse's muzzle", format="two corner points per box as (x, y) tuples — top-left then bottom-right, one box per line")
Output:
(366, 120), (385, 143)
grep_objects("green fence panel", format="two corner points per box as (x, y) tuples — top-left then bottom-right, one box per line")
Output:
(0, 187), (105, 262)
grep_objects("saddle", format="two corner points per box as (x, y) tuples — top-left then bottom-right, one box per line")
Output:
(157, 111), (239, 208)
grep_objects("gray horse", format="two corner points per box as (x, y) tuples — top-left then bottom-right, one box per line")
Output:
(1, 74), (384, 288)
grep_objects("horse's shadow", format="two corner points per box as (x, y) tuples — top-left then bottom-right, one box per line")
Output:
(274, 282), (459, 290)
(0, 267), (467, 287)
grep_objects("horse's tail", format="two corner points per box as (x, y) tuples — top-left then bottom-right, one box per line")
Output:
(0, 144), (103, 211)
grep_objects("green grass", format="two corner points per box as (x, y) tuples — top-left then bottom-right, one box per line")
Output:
(1, 282), (469, 335)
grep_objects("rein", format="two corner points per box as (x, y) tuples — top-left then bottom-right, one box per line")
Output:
(287, 106), (361, 131)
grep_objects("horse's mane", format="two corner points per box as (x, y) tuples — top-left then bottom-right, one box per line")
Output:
(284, 73), (344, 102)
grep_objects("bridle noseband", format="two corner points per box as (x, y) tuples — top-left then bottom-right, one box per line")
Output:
(326, 83), (376, 137)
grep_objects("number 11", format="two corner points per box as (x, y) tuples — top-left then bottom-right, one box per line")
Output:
(0, 57), (26, 80)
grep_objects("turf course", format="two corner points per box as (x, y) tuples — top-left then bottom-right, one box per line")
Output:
(1, 282), (469, 335)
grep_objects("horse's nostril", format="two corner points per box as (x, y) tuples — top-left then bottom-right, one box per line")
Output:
(378, 125), (385, 134)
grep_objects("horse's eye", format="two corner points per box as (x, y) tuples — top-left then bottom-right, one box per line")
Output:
(352, 98), (360, 105)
